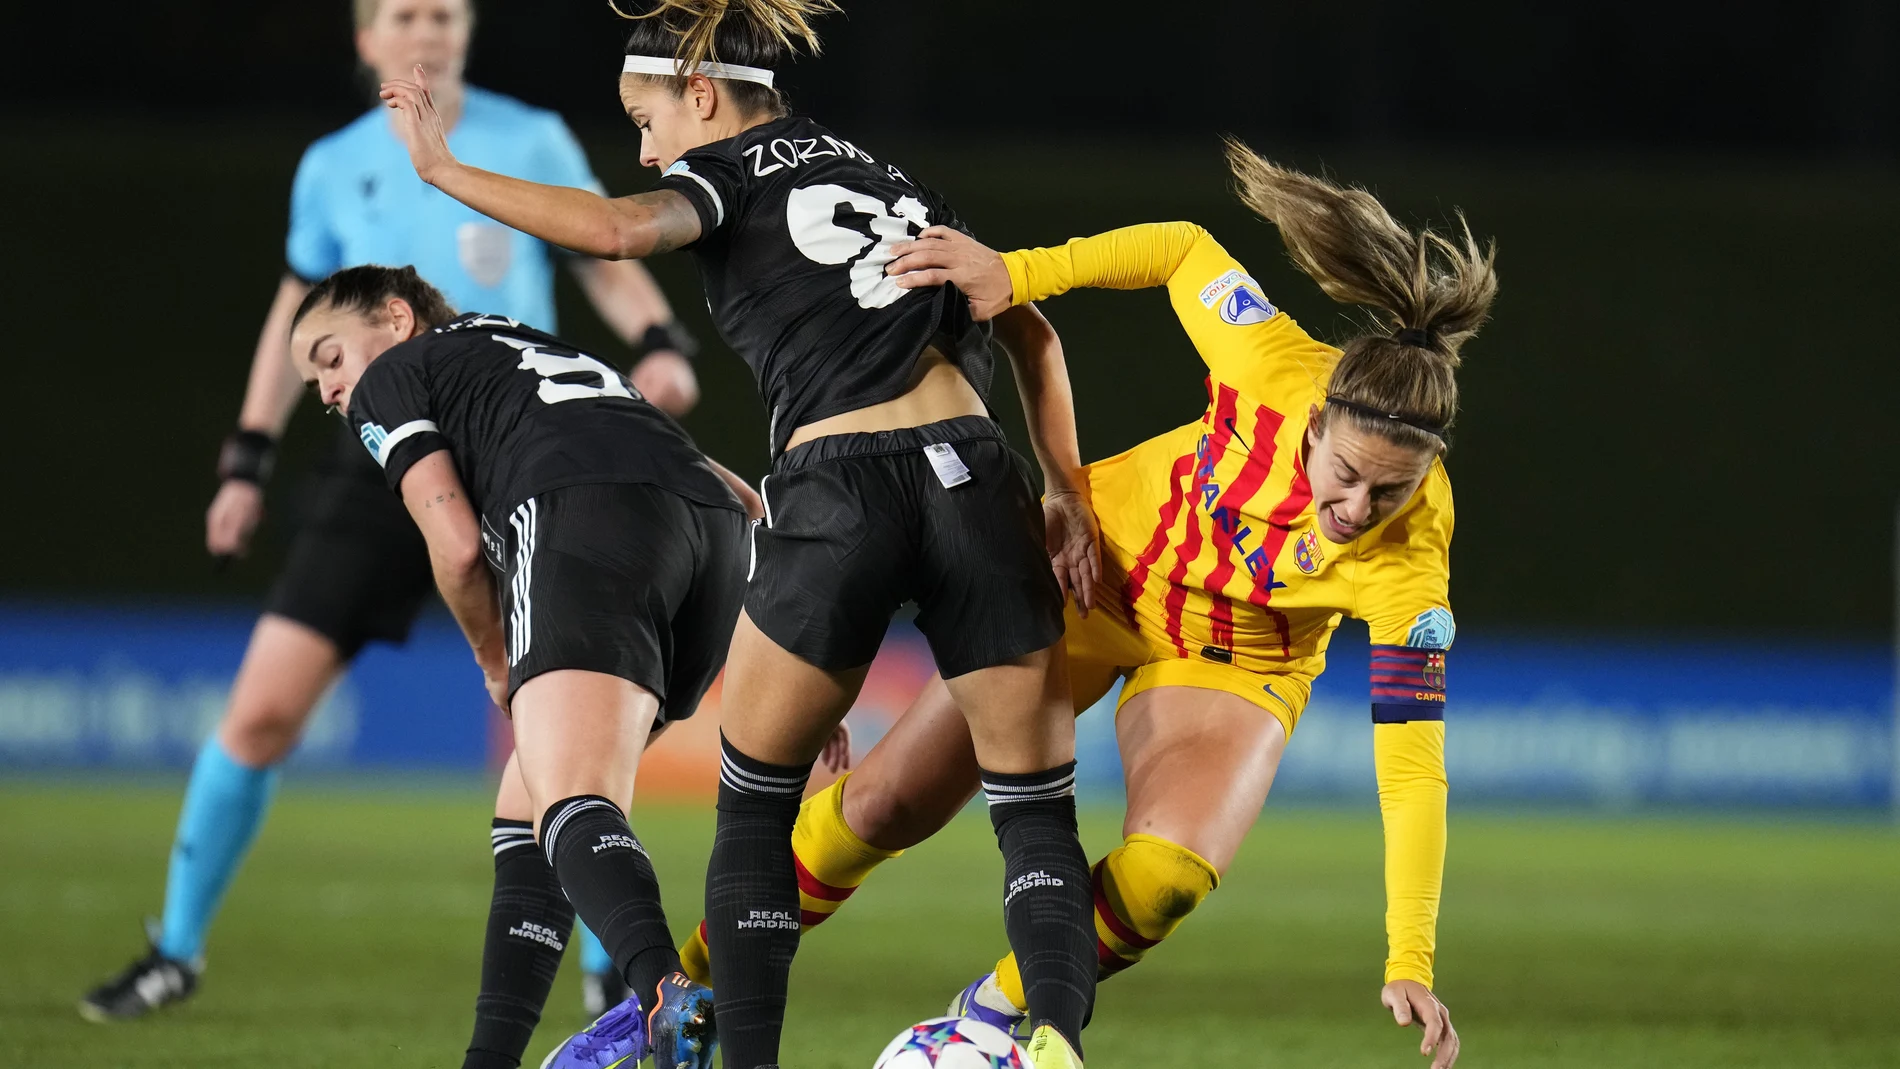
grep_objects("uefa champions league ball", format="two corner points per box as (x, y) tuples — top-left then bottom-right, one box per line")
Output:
(872, 1016), (1028, 1069)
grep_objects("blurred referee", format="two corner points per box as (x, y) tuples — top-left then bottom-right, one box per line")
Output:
(79, 0), (697, 1022)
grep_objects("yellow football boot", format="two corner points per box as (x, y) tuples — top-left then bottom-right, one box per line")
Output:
(1024, 1024), (1083, 1069)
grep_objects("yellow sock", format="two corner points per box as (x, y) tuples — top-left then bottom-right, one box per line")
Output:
(678, 919), (713, 986)
(994, 834), (1219, 1011)
(791, 772), (903, 928)
(676, 773), (902, 984)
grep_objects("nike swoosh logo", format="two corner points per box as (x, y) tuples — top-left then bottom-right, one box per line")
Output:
(1223, 416), (1253, 452)
(1261, 683), (1290, 711)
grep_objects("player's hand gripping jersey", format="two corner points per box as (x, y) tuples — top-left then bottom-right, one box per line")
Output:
(653, 116), (994, 454)
(1003, 222), (1452, 988)
(347, 313), (741, 538)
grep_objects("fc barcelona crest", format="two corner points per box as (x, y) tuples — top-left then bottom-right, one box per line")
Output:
(1423, 651), (1447, 690)
(1293, 529), (1324, 574)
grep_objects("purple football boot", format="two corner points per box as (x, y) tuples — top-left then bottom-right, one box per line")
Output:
(539, 991), (646, 1069)
(947, 971), (1030, 1041)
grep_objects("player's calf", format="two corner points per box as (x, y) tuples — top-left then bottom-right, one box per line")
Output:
(981, 762), (1095, 1056)
(464, 819), (574, 1069)
(704, 734), (813, 1069)
(540, 796), (680, 1005)
(678, 773), (902, 985)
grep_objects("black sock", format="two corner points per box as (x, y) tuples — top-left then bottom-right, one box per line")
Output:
(706, 734), (812, 1069)
(982, 761), (1095, 1052)
(463, 819), (574, 1069)
(540, 795), (681, 1008)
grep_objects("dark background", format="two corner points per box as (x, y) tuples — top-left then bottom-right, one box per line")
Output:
(4, 1), (1896, 636)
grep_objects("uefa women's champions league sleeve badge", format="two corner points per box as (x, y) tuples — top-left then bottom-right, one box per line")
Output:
(1405, 607), (1456, 650)
(358, 421), (389, 463)
(1198, 269), (1278, 326)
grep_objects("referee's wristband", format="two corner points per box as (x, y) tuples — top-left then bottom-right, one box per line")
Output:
(218, 430), (278, 485)
(633, 321), (699, 363)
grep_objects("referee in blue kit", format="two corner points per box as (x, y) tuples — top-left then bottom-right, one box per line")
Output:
(81, 0), (695, 1024)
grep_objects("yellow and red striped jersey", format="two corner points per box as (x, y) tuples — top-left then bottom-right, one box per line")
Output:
(1003, 221), (1453, 989)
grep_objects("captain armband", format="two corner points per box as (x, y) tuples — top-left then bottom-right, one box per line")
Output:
(632, 321), (700, 364)
(1369, 644), (1447, 724)
(217, 430), (278, 486)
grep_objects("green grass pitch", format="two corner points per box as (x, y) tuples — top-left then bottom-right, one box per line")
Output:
(3, 782), (1896, 1068)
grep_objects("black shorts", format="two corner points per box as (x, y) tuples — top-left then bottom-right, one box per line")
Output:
(263, 428), (433, 659)
(746, 415), (1064, 678)
(499, 482), (747, 722)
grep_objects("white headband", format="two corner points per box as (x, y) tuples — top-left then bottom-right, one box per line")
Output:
(622, 54), (776, 87)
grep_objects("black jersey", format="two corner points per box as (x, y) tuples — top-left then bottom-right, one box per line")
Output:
(348, 313), (741, 540)
(653, 116), (993, 455)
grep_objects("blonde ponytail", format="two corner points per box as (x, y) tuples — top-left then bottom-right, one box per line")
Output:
(1223, 137), (1499, 449)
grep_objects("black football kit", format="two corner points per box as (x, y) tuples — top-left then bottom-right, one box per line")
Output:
(659, 116), (1097, 1069)
(653, 115), (1063, 675)
(348, 313), (745, 716)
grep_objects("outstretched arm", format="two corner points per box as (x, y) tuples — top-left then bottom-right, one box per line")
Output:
(380, 67), (701, 261)
(891, 221), (1333, 395)
(1373, 721), (1457, 1068)
(888, 222), (1206, 320)
(1360, 478), (1459, 1068)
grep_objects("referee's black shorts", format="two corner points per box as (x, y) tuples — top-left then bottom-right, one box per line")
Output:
(745, 415), (1064, 678)
(264, 426), (434, 658)
(498, 482), (748, 723)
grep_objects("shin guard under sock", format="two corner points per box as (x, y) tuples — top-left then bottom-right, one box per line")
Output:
(982, 761), (1095, 1051)
(540, 796), (680, 1005)
(465, 820), (574, 1069)
(706, 734), (812, 1069)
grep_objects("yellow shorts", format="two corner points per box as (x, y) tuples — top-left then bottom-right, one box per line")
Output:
(1061, 600), (1310, 739)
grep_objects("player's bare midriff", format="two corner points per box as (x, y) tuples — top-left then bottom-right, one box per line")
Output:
(782, 345), (987, 451)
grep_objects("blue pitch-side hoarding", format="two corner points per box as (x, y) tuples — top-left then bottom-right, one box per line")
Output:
(0, 603), (1891, 809)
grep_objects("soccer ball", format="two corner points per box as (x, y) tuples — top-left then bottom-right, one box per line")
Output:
(873, 1016), (1028, 1069)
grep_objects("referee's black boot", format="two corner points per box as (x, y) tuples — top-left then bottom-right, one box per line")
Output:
(78, 922), (200, 1022)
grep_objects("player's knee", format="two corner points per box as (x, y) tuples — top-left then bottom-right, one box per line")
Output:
(218, 697), (313, 766)
(1108, 834), (1220, 932)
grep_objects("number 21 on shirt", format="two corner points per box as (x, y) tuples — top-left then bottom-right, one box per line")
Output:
(785, 183), (931, 311)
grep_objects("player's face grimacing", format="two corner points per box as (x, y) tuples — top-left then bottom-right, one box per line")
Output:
(1304, 411), (1436, 544)
(289, 299), (422, 417)
(620, 75), (731, 171)
(356, 0), (470, 87)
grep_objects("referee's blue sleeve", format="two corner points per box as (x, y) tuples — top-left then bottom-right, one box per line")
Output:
(540, 117), (606, 196)
(285, 143), (341, 284)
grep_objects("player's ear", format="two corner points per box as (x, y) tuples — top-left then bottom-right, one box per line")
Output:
(385, 297), (417, 340)
(688, 73), (718, 120)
